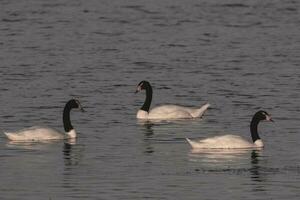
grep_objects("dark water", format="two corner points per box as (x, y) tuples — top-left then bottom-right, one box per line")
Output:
(0, 0), (300, 199)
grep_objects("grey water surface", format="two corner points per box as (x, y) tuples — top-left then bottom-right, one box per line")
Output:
(0, 0), (300, 199)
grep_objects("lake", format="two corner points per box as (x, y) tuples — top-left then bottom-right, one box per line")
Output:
(0, 0), (300, 199)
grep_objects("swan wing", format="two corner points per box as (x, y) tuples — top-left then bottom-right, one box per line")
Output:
(4, 126), (64, 141)
(148, 105), (193, 119)
(148, 103), (210, 119)
(186, 135), (254, 149)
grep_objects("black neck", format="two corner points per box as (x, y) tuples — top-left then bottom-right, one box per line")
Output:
(250, 117), (261, 143)
(141, 83), (152, 112)
(63, 102), (74, 132)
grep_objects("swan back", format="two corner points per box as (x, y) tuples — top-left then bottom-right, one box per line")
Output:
(148, 105), (193, 119)
(186, 135), (256, 149)
(147, 103), (210, 119)
(4, 126), (65, 141)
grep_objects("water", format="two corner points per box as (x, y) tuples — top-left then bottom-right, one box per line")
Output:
(0, 0), (300, 199)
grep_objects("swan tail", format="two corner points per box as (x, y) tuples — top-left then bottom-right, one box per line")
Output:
(4, 132), (26, 141)
(186, 138), (196, 148)
(191, 103), (210, 118)
(4, 132), (16, 141)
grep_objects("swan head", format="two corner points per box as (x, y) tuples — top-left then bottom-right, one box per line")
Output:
(250, 110), (273, 144)
(68, 99), (85, 112)
(255, 110), (273, 122)
(135, 80), (150, 93)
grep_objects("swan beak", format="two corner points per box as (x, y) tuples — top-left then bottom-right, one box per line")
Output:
(78, 105), (85, 112)
(266, 115), (274, 122)
(135, 86), (142, 94)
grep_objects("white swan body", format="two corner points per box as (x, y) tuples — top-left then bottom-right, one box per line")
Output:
(135, 81), (210, 120)
(4, 127), (76, 141)
(137, 103), (210, 119)
(4, 99), (84, 142)
(186, 110), (272, 149)
(186, 135), (264, 149)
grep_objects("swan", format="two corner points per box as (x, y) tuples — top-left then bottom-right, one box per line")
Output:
(4, 99), (84, 141)
(186, 110), (273, 149)
(135, 81), (210, 119)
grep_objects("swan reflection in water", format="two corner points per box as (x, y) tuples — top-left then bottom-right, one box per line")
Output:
(188, 148), (254, 165)
(249, 150), (267, 192)
(63, 138), (84, 166)
(138, 121), (155, 154)
(5, 139), (60, 150)
(139, 121), (154, 137)
(188, 147), (267, 175)
(189, 148), (267, 191)
(62, 138), (86, 191)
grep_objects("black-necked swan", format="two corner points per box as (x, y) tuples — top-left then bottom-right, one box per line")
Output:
(186, 110), (273, 149)
(4, 99), (84, 141)
(135, 81), (210, 119)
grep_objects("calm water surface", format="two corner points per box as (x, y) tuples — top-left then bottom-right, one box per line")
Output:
(0, 0), (300, 199)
